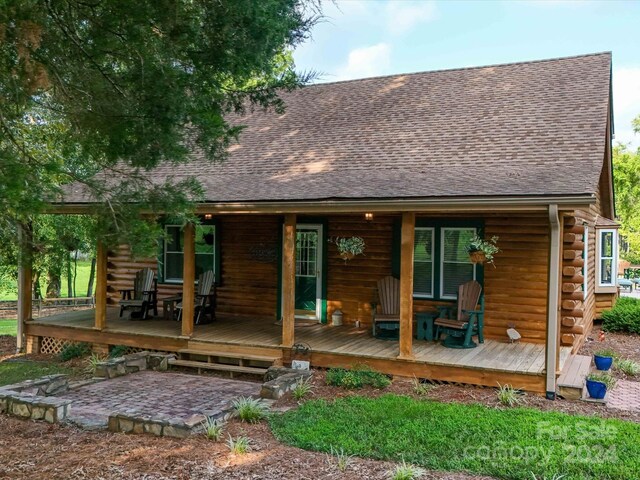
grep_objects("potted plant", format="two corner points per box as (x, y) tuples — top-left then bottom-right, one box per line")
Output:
(594, 348), (616, 371)
(334, 236), (365, 262)
(466, 235), (500, 265)
(585, 372), (616, 400)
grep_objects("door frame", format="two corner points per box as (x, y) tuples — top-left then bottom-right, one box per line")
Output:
(278, 220), (328, 323)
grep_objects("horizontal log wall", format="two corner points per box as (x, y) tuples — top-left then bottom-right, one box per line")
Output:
(561, 163), (617, 352)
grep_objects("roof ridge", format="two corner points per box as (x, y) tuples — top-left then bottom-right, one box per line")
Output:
(306, 51), (612, 88)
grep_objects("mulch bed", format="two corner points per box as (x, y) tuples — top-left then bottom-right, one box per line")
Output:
(578, 324), (640, 382)
(0, 414), (493, 480)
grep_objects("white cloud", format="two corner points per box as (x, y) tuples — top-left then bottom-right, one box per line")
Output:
(613, 67), (640, 148)
(335, 43), (392, 81)
(386, 1), (437, 35)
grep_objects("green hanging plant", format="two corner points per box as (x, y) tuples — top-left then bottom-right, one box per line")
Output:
(333, 236), (366, 261)
(466, 235), (500, 265)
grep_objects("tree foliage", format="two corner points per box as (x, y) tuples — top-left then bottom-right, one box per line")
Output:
(613, 115), (640, 262)
(0, 0), (318, 255)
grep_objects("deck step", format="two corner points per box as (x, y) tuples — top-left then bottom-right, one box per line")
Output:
(178, 349), (280, 364)
(168, 358), (269, 375)
(558, 354), (592, 400)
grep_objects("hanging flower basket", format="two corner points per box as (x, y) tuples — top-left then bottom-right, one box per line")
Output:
(333, 236), (366, 263)
(340, 252), (355, 261)
(468, 251), (487, 264)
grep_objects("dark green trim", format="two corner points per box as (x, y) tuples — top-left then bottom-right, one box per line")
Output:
(409, 218), (485, 301)
(156, 216), (220, 285)
(391, 217), (401, 278)
(276, 216), (329, 324)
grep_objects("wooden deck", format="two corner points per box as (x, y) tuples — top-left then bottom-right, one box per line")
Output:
(26, 308), (572, 393)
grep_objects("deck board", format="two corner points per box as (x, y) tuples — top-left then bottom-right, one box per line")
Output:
(27, 308), (571, 377)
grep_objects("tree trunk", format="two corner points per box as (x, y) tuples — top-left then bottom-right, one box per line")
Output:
(66, 251), (73, 298)
(46, 271), (61, 298)
(72, 251), (78, 298)
(86, 257), (96, 297)
(32, 271), (42, 300)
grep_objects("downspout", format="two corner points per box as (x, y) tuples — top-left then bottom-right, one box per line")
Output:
(546, 205), (561, 399)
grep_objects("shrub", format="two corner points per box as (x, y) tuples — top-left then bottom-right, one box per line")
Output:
(325, 365), (391, 390)
(226, 435), (250, 455)
(201, 417), (224, 441)
(411, 376), (433, 396)
(84, 353), (106, 374)
(291, 377), (313, 401)
(587, 372), (617, 390)
(59, 342), (90, 361)
(388, 460), (425, 480)
(601, 297), (640, 334)
(615, 358), (640, 377)
(326, 446), (353, 472)
(232, 396), (269, 423)
(109, 345), (128, 358)
(496, 383), (523, 407)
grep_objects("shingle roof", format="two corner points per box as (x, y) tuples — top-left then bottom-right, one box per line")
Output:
(64, 52), (612, 204)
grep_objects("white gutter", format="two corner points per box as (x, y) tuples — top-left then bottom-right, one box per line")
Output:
(546, 204), (561, 399)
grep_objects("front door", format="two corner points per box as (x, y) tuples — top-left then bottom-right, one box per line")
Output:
(293, 224), (323, 321)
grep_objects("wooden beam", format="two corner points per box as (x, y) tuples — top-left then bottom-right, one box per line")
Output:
(94, 240), (108, 330)
(281, 214), (296, 348)
(181, 222), (196, 337)
(16, 222), (32, 353)
(398, 212), (415, 360)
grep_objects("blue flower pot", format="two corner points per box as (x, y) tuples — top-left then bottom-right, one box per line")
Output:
(586, 379), (607, 399)
(594, 355), (613, 371)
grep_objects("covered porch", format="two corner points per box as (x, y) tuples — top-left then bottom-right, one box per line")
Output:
(24, 307), (573, 393)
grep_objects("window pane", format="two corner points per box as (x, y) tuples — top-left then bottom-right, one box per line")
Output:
(196, 253), (214, 276)
(443, 229), (476, 262)
(166, 226), (182, 252)
(196, 226), (215, 254)
(166, 252), (183, 280)
(601, 231), (613, 258)
(600, 259), (613, 285)
(442, 263), (475, 297)
(414, 229), (433, 262)
(414, 262), (433, 296)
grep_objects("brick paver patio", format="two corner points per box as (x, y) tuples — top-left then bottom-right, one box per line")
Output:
(607, 379), (640, 413)
(57, 371), (261, 428)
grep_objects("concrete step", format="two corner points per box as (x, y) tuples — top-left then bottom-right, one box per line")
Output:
(558, 354), (591, 400)
(168, 358), (269, 376)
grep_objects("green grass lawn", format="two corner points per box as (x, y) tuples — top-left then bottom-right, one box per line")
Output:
(0, 361), (74, 387)
(270, 395), (640, 480)
(0, 319), (17, 336)
(0, 260), (95, 301)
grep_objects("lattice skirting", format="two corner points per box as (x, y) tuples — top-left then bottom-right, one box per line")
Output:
(40, 336), (78, 355)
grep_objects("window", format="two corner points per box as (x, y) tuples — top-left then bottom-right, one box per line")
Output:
(583, 226), (588, 300)
(441, 228), (477, 299)
(163, 224), (216, 282)
(598, 229), (616, 287)
(411, 223), (478, 300)
(413, 228), (434, 297)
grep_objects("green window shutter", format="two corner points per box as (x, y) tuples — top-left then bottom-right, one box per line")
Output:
(391, 217), (401, 278)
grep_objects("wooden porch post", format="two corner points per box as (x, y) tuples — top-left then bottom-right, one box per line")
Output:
(398, 212), (415, 359)
(16, 222), (32, 353)
(181, 222), (196, 337)
(282, 214), (296, 348)
(94, 240), (108, 330)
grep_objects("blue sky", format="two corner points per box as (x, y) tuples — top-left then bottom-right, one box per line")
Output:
(293, 0), (640, 148)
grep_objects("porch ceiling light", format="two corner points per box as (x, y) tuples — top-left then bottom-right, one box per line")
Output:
(204, 214), (213, 220)
(364, 212), (374, 222)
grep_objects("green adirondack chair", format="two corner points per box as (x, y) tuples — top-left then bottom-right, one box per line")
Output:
(434, 280), (484, 349)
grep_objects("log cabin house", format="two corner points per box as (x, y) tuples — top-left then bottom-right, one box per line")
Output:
(17, 52), (618, 398)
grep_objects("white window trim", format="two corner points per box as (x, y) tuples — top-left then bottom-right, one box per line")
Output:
(413, 227), (435, 299)
(440, 227), (477, 300)
(583, 226), (588, 300)
(597, 228), (617, 288)
(163, 224), (216, 284)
